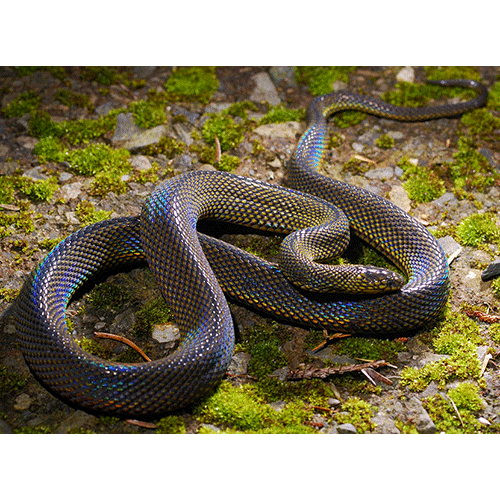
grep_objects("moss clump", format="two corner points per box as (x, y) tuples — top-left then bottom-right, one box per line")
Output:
(76, 337), (111, 359)
(129, 99), (167, 129)
(0, 176), (15, 203)
(156, 415), (186, 434)
(55, 89), (92, 110)
(164, 67), (219, 104)
(132, 297), (173, 338)
(2, 91), (40, 118)
(29, 110), (61, 138)
(75, 201), (112, 226)
(489, 321), (500, 342)
(382, 82), (431, 108)
(335, 397), (375, 433)
(225, 100), (258, 119)
(216, 153), (241, 172)
(16, 176), (59, 203)
(400, 312), (484, 391)
(89, 172), (128, 197)
(487, 80), (500, 111)
(201, 113), (245, 151)
(194, 381), (316, 433)
(375, 133), (395, 149)
(399, 157), (445, 203)
(33, 136), (66, 163)
(460, 108), (500, 140)
(491, 279), (500, 300)
(455, 212), (500, 247)
(0, 287), (19, 302)
(88, 282), (131, 310)
(330, 336), (406, 365)
(423, 383), (490, 434)
(0, 365), (26, 396)
(295, 66), (356, 96)
(142, 136), (185, 158)
(333, 110), (366, 129)
(63, 143), (130, 176)
(258, 104), (305, 125)
(56, 113), (120, 145)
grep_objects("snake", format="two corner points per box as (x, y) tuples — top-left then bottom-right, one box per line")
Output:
(14, 78), (487, 417)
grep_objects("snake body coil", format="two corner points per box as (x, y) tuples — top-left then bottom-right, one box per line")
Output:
(15, 79), (487, 417)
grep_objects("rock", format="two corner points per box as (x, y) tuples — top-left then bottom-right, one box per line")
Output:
(173, 154), (192, 172)
(14, 393), (32, 411)
(130, 155), (152, 171)
(57, 181), (82, 201)
(112, 113), (167, 150)
(337, 423), (357, 434)
(438, 235), (462, 259)
(389, 185), (411, 212)
(152, 323), (181, 345)
(110, 309), (136, 334)
(328, 398), (341, 407)
(250, 72), (281, 106)
(95, 102), (116, 116)
(16, 136), (39, 150)
(134, 67), (156, 79)
(268, 67), (297, 88)
(396, 66), (415, 83)
(23, 166), (48, 181)
(371, 411), (400, 434)
(227, 352), (251, 376)
(59, 171), (73, 182)
(0, 144), (10, 158)
(405, 396), (437, 434)
(55, 410), (97, 433)
(0, 419), (13, 434)
(253, 121), (303, 140)
(365, 166), (394, 180)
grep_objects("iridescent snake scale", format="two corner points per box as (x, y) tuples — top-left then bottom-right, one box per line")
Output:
(14, 79), (487, 417)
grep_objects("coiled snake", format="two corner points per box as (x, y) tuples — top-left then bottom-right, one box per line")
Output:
(15, 79), (487, 417)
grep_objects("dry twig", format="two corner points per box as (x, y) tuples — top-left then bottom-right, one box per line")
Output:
(94, 332), (151, 362)
(287, 359), (395, 380)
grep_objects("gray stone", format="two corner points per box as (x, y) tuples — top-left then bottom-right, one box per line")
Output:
(23, 166), (48, 181)
(268, 67), (297, 88)
(57, 181), (82, 200)
(372, 411), (401, 434)
(396, 66), (415, 83)
(110, 309), (136, 334)
(365, 166), (394, 180)
(152, 323), (181, 345)
(438, 235), (462, 259)
(250, 72), (281, 106)
(14, 393), (32, 411)
(389, 185), (411, 212)
(253, 121), (304, 140)
(227, 352), (251, 376)
(16, 136), (38, 150)
(130, 155), (152, 171)
(59, 171), (73, 182)
(173, 154), (192, 172)
(95, 102), (116, 116)
(112, 113), (168, 150)
(0, 419), (13, 434)
(337, 423), (357, 434)
(406, 396), (437, 434)
(134, 66), (156, 79)
(54, 410), (97, 433)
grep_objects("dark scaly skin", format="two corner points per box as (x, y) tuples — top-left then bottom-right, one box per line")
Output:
(14, 79), (487, 417)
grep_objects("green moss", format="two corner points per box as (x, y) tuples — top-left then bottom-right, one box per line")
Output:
(33, 136), (66, 163)
(400, 312), (483, 391)
(491, 279), (500, 300)
(0, 176), (15, 203)
(333, 111), (366, 129)
(460, 108), (500, 140)
(455, 212), (500, 247)
(0, 365), (26, 396)
(142, 136), (185, 158)
(88, 282), (131, 310)
(130, 163), (161, 184)
(64, 143), (130, 176)
(132, 297), (173, 338)
(201, 113), (245, 151)
(382, 82), (431, 108)
(56, 113), (120, 145)
(2, 91), (40, 118)
(335, 397), (375, 433)
(194, 381), (316, 433)
(489, 321), (500, 342)
(375, 133), (395, 149)
(258, 104), (305, 125)
(81, 66), (125, 86)
(75, 201), (112, 226)
(295, 66), (356, 96)
(29, 110), (61, 138)
(330, 336), (406, 365)
(164, 67), (219, 104)
(14, 426), (52, 434)
(76, 337), (111, 359)
(129, 99), (167, 128)
(399, 157), (446, 203)
(16, 176), (59, 202)
(225, 100), (258, 119)
(448, 382), (484, 412)
(487, 80), (500, 111)
(156, 415), (186, 434)
(0, 287), (19, 302)
(55, 89), (92, 110)
(450, 136), (498, 191)
(216, 153), (241, 172)
(89, 172), (128, 197)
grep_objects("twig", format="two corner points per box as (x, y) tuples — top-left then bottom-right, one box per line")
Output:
(480, 354), (492, 377)
(126, 419), (158, 429)
(287, 359), (394, 380)
(361, 367), (393, 386)
(214, 134), (221, 163)
(446, 395), (464, 427)
(94, 332), (151, 362)
(311, 332), (351, 353)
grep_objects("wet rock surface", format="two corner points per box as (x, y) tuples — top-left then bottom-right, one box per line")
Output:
(0, 66), (499, 434)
